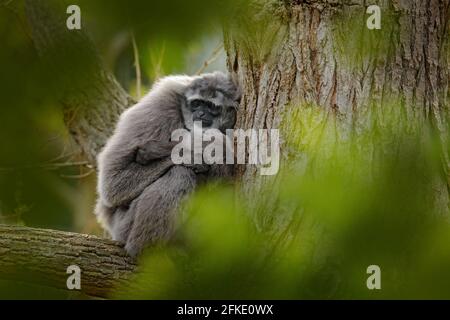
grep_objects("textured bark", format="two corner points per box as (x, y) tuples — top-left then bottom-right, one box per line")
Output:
(0, 224), (135, 298)
(225, 0), (450, 225)
(228, 1), (449, 124)
(25, 0), (134, 164)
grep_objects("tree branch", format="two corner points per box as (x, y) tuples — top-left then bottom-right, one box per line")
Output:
(0, 225), (136, 298)
(25, 0), (135, 165)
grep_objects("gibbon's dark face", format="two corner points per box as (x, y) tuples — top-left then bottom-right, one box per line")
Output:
(182, 72), (240, 132)
(188, 98), (235, 129)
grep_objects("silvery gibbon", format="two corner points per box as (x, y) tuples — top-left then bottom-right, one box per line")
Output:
(95, 72), (240, 257)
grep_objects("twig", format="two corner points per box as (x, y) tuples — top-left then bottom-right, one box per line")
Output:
(196, 43), (224, 75)
(151, 42), (166, 80)
(60, 169), (94, 179)
(131, 32), (142, 99)
(45, 161), (90, 168)
(44, 150), (77, 164)
(0, 161), (91, 172)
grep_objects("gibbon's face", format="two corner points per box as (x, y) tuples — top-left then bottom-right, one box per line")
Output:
(187, 97), (236, 130)
(182, 72), (240, 133)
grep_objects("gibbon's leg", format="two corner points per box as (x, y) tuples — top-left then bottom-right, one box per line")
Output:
(95, 199), (136, 244)
(125, 165), (197, 257)
(109, 205), (136, 244)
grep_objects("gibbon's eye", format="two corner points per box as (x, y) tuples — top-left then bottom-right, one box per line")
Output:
(190, 99), (202, 110)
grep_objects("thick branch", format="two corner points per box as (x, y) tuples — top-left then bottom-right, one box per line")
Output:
(25, 0), (135, 164)
(0, 225), (136, 298)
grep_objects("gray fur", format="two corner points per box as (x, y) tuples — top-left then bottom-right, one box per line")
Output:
(95, 72), (240, 257)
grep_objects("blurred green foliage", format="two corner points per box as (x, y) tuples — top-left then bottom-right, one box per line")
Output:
(117, 104), (450, 299)
(0, 4), (75, 229)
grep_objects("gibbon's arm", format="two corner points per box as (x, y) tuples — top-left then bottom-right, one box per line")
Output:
(99, 157), (174, 208)
(97, 99), (183, 208)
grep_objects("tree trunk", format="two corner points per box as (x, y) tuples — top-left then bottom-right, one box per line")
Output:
(225, 0), (449, 224)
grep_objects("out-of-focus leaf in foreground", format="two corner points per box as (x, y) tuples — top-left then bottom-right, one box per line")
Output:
(117, 103), (450, 299)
